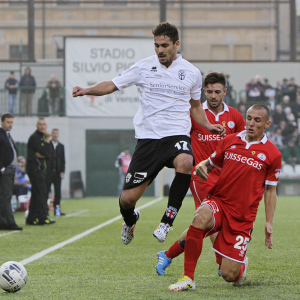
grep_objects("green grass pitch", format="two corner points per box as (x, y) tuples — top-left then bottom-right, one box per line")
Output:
(0, 195), (299, 299)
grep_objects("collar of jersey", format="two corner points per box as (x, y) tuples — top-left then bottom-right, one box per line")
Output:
(237, 130), (268, 148)
(156, 54), (182, 68)
(203, 101), (229, 121)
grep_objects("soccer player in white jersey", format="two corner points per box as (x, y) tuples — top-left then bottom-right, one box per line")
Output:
(73, 22), (225, 245)
(156, 72), (246, 275)
(168, 104), (282, 291)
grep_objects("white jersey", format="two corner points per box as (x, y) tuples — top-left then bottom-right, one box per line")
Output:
(112, 54), (202, 139)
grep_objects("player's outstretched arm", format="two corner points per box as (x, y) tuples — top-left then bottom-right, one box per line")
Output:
(264, 185), (277, 249)
(72, 81), (118, 97)
(190, 99), (226, 137)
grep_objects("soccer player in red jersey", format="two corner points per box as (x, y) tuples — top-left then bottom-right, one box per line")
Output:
(156, 72), (246, 275)
(168, 104), (282, 291)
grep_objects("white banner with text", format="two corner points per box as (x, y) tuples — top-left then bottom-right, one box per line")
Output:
(65, 36), (154, 117)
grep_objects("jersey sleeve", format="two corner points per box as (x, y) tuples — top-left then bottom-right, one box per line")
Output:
(112, 63), (140, 91)
(265, 153), (282, 186)
(190, 69), (202, 100)
(208, 137), (227, 170)
(235, 111), (246, 132)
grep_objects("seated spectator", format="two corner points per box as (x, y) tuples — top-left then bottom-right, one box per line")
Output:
(273, 104), (287, 126)
(13, 158), (30, 207)
(262, 78), (275, 101)
(286, 113), (298, 133)
(291, 95), (300, 121)
(279, 120), (292, 143)
(273, 128), (284, 151)
(254, 75), (264, 91)
(287, 77), (298, 102)
(281, 78), (289, 90)
(268, 95), (276, 111)
(246, 78), (260, 101)
(282, 138), (300, 166)
(287, 128), (300, 146)
(281, 95), (290, 110)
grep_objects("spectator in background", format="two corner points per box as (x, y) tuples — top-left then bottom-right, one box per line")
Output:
(46, 75), (62, 115)
(237, 103), (247, 120)
(268, 95), (276, 111)
(287, 129), (300, 147)
(282, 139), (300, 166)
(281, 95), (290, 110)
(254, 75), (264, 91)
(281, 78), (289, 90)
(4, 71), (18, 114)
(287, 77), (298, 102)
(115, 148), (131, 197)
(273, 128), (284, 151)
(13, 157), (30, 206)
(262, 78), (275, 101)
(46, 128), (66, 216)
(286, 113), (298, 134)
(19, 66), (36, 115)
(291, 95), (300, 121)
(272, 104), (287, 126)
(279, 120), (291, 142)
(275, 80), (282, 96)
(246, 78), (260, 101)
(223, 74), (233, 105)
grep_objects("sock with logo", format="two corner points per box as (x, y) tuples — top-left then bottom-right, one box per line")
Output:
(184, 225), (204, 280)
(161, 172), (191, 226)
(119, 198), (136, 226)
(165, 240), (185, 259)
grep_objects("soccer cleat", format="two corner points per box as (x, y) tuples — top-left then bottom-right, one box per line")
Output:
(26, 219), (38, 225)
(153, 223), (173, 243)
(39, 218), (56, 225)
(233, 257), (248, 286)
(121, 210), (140, 245)
(168, 275), (195, 291)
(156, 251), (172, 275)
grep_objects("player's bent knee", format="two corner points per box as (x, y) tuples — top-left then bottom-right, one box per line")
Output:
(221, 269), (238, 282)
(120, 191), (139, 208)
(192, 207), (213, 229)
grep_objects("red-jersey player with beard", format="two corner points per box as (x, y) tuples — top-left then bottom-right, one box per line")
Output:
(156, 72), (245, 276)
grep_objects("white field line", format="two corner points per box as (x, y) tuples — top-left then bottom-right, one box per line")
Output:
(0, 231), (21, 237)
(63, 209), (89, 218)
(20, 196), (164, 266)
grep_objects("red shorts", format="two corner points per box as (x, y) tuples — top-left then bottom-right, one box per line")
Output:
(189, 180), (214, 210)
(201, 197), (254, 263)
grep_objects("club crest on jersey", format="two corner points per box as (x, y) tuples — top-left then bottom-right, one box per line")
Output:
(252, 151), (256, 155)
(166, 206), (177, 219)
(228, 121), (235, 129)
(178, 70), (186, 80)
(151, 66), (157, 72)
(222, 121), (227, 128)
(257, 153), (266, 161)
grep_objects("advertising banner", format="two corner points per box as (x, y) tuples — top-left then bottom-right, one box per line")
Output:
(65, 36), (153, 117)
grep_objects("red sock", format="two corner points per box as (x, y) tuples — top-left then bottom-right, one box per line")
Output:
(233, 263), (245, 282)
(184, 225), (204, 280)
(165, 240), (184, 259)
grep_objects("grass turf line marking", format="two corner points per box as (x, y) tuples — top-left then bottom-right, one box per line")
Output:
(0, 231), (21, 237)
(64, 209), (89, 218)
(20, 196), (164, 266)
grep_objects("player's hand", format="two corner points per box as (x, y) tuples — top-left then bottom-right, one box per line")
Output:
(208, 124), (226, 137)
(35, 152), (45, 158)
(196, 163), (208, 181)
(72, 86), (87, 97)
(265, 222), (273, 249)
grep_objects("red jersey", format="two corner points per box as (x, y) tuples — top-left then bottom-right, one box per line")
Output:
(191, 101), (246, 184)
(208, 131), (282, 222)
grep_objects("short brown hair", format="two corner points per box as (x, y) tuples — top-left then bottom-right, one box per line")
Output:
(152, 22), (179, 44)
(1, 112), (14, 122)
(204, 72), (227, 88)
